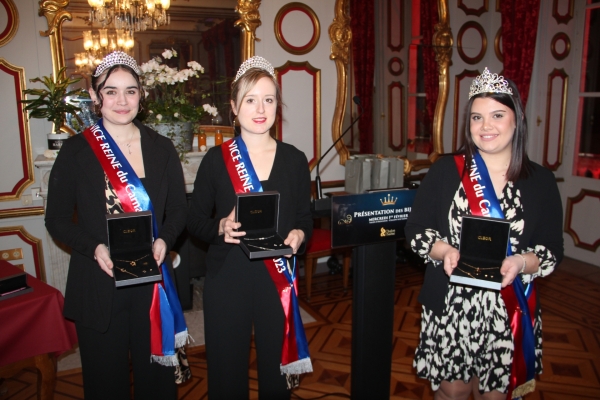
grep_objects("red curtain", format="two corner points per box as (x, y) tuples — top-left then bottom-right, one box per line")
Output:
(500, 0), (540, 108)
(421, 0), (439, 154)
(202, 19), (238, 81)
(350, 0), (375, 154)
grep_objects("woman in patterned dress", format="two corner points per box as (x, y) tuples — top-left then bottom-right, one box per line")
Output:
(404, 69), (563, 399)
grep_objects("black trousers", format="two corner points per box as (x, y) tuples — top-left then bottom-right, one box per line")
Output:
(203, 247), (290, 399)
(75, 283), (176, 400)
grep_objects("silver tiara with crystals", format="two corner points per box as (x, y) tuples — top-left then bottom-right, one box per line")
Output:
(468, 67), (513, 99)
(233, 56), (275, 83)
(92, 51), (141, 77)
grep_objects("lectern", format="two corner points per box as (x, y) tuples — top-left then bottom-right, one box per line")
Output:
(330, 189), (416, 399)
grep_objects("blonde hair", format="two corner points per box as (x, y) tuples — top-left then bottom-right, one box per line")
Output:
(231, 68), (283, 121)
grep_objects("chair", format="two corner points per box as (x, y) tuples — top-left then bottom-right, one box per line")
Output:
(302, 179), (352, 302)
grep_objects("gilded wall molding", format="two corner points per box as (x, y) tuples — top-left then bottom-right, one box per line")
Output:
(329, 0), (351, 165)
(0, 226), (46, 282)
(457, 21), (487, 65)
(0, 207), (45, 219)
(387, 0), (403, 52)
(38, 0), (71, 80)
(457, 0), (489, 17)
(275, 61), (321, 171)
(564, 189), (600, 252)
(388, 57), (403, 76)
(0, 0), (19, 47)
(543, 68), (568, 171)
(235, 0), (261, 60)
(552, 0), (574, 25)
(452, 69), (479, 152)
(494, 28), (503, 62)
(431, 0), (452, 158)
(388, 81), (404, 152)
(274, 2), (320, 55)
(0, 58), (35, 201)
(551, 32), (570, 60)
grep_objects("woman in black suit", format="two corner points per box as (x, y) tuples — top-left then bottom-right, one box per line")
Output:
(187, 56), (313, 399)
(45, 52), (187, 400)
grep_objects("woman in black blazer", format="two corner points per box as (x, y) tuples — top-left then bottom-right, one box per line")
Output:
(187, 56), (313, 399)
(45, 52), (187, 400)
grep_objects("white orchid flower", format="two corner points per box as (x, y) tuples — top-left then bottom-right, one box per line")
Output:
(203, 104), (218, 117)
(162, 49), (177, 59)
(187, 61), (204, 73)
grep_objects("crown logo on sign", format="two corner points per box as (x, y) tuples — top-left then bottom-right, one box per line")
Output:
(380, 194), (397, 206)
(93, 51), (141, 77)
(234, 56), (275, 83)
(468, 67), (513, 99)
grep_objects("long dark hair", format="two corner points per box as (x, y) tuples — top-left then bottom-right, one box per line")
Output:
(459, 78), (532, 182)
(91, 65), (144, 116)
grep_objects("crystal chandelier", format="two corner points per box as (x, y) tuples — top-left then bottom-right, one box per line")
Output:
(75, 29), (135, 75)
(87, 0), (171, 32)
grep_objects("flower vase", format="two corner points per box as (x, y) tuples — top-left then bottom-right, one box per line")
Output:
(147, 121), (194, 153)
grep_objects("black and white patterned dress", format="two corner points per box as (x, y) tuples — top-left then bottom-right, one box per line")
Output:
(410, 180), (557, 393)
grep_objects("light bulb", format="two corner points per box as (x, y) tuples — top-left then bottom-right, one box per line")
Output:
(99, 29), (108, 47)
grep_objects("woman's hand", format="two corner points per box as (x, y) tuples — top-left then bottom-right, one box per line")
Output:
(219, 208), (245, 244)
(153, 238), (167, 265)
(500, 254), (526, 288)
(94, 243), (114, 277)
(430, 240), (460, 277)
(284, 229), (305, 258)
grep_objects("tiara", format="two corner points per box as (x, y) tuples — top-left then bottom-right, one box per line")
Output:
(468, 67), (513, 99)
(92, 51), (141, 77)
(233, 56), (275, 83)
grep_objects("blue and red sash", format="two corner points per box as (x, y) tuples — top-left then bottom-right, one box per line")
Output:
(83, 119), (188, 367)
(221, 137), (312, 378)
(455, 152), (537, 399)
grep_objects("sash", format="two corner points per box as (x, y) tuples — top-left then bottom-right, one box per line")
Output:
(455, 153), (537, 399)
(221, 137), (312, 380)
(83, 119), (188, 367)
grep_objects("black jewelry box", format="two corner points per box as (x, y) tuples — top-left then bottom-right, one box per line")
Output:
(0, 263), (32, 301)
(450, 215), (511, 290)
(106, 211), (162, 287)
(235, 191), (293, 259)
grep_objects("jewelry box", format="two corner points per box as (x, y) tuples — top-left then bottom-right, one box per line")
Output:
(106, 211), (162, 287)
(235, 191), (293, 259)
(0, 262), (32, 301)
(450, 215), (511, 290)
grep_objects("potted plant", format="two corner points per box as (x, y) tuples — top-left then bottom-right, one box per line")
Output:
(139, 48), (218, 160)
(21, 67), (86, 154)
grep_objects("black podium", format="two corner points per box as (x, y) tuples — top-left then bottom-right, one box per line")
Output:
(330, 189), (416, 398)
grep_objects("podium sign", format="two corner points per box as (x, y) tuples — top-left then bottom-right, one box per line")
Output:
(331, 189), (416, 248)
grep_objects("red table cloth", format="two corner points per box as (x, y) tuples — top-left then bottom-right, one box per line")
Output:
(0, 260), (77, 367)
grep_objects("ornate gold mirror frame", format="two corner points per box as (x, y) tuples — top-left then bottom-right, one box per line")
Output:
(39, 0), (71, 81)
(41, 0), (451, 176)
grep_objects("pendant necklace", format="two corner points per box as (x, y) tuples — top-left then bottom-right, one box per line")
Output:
(119, 128), (136, 155)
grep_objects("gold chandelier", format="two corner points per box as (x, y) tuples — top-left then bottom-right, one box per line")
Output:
(87, 0), (171, 32)
(75, 29), (135, 75)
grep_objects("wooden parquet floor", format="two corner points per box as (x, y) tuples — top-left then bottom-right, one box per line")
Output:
(2, 257), (600, 399)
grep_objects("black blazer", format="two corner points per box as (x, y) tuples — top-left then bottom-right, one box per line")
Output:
(45, 120), (187, 332)
(187, 139), (313, 277)
(404, 155), (564, 316)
